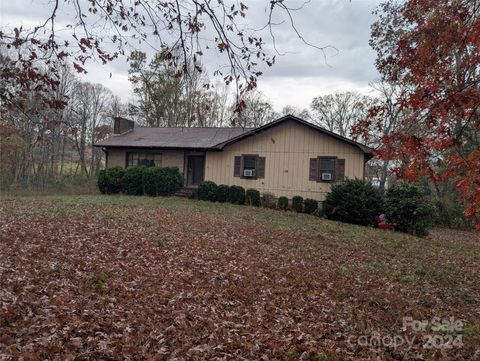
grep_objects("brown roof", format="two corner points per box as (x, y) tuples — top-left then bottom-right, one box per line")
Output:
(95, 115), (374, 157)
(95, 127), (252, 149)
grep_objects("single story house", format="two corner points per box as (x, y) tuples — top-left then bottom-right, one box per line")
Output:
(94, 115), (373, 200)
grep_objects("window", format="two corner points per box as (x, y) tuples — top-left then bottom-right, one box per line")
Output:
(309, 156), (345, 182)
(243, 156), (257, 176)
(126, 152), (162, 168)
(318, 157), (335, 181)
(233, 155), (266, 179)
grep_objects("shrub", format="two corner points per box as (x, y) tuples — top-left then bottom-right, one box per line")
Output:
(143, 166), (183, 197)
(434, 198), (471, 229)
(121, 166), (146, 195)
(216, 184), (229, 203)
(97, 170), (107, 194)
(324, 179), (384, 226)
(197, 181), (218, 202)
(143, 167), (161, 196)
(261, 192), (276, 208)
(292, 196), (303, 212)
(277, 196), (289, 211)
(227, 185), (245, 204)
(97, 166), (125, 194)
(312, 207), (324, 217)
(304, 198), (318, 214)
(245, 188), (261, 206)
(385, 182), (437, 236)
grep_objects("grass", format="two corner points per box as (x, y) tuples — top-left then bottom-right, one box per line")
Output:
(0, 194), (479, 360)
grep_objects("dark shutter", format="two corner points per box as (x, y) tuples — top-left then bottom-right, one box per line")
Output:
(335, 159), (345, 181)
(309, 158), (318, 181)
(256, 157), (266, 178)
(234, 156), (241, 177)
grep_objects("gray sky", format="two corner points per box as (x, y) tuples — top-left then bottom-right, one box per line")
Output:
(1, 0), (381, 112)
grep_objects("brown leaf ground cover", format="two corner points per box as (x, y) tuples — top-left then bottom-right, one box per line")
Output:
(0, 195), (479, 360)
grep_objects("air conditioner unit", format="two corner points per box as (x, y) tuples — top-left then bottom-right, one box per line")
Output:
(243, 169), (255, 177)
(321, 172), (333, 181)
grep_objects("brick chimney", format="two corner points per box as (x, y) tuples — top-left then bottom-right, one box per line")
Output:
(113, 117), (135, 135)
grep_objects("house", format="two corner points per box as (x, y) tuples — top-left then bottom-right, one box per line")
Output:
(94, 115), (373, 200)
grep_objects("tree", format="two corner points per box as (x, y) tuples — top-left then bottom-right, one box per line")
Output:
(357, 0), (480, 226)
(68, 81), (114, 176)
(281, 105), (311, 120)
(128, 51), (184, 127)
(0, 1), (330, 114)
(311, 92), (373, 137)
(232, 90), (278, 128)
(357, 81), (406, 191)
(128, 50), (233, 127)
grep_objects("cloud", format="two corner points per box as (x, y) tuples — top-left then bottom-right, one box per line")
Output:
(1, 0), (382, 112)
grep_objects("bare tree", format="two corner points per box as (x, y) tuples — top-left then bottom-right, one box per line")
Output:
(0, 1), (332, 115)
(232, 91), (278, 128)
(310, 92), (374, 137)
(280, 105), (311, 120)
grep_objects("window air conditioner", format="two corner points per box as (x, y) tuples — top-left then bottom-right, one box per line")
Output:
(243, 169), (255, 177)
(321, 172), (333, 181)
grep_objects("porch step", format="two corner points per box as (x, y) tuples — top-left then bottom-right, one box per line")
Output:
(174, 187), (197, 198)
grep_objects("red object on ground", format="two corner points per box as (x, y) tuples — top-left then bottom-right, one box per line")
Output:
(378, 219), (393, 229)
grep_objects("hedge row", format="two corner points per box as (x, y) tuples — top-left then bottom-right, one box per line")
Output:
(197, 182), (248, 205)
(98, 166), (182, 197)
(196, 181), (319, 214)
(100, 169), (433, 236)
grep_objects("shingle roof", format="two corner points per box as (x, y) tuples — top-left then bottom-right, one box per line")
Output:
(95, 127), (252, 149)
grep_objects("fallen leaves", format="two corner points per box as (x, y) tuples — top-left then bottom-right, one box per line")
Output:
(0, 196), (479, 360)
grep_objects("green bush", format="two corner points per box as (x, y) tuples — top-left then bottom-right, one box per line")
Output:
(121, 166), (146, 195)
(216, 184), (229, 203)
(198, 181), (218, 202)
(97, 166), (125, 194)
(292, 196), (303, 212)
(245, 188), (261, 206)
(143, 166), (183, 197)
(434, 199), (470, 229)
(278, 196), (289, 211)
(324, 179), (384, 226)
(304, 198), (318, 214)
(385, 182), (437, 236)
(261, 192), (276, 208)
(227, 185), (245, 204)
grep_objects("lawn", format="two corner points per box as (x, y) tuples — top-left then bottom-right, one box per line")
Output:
(0, 195), (479, 360)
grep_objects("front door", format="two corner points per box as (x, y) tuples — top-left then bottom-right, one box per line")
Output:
(187, 155), (205, 186)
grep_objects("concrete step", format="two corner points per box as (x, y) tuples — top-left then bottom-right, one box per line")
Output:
(174, 187), (197, 198)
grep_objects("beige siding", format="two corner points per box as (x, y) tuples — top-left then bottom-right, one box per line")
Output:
(107, 148), (184, 172)
(162, 151), (185, 171)
(107, 148), (126, 168)
(204, 121), (365, 201)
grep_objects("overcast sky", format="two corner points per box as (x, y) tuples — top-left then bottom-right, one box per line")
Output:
(1, 0), (381, 112)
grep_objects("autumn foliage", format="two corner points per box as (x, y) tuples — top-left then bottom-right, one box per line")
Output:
(1, 196), (479, 359)
(356, 0), (480, 227)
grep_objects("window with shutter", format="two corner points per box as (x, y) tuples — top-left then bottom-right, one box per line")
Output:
(309, 157), (345, 182)
(233, 155), (265, 179)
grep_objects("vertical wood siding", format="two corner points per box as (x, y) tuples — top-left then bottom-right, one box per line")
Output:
(204, 121), (365, 200)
